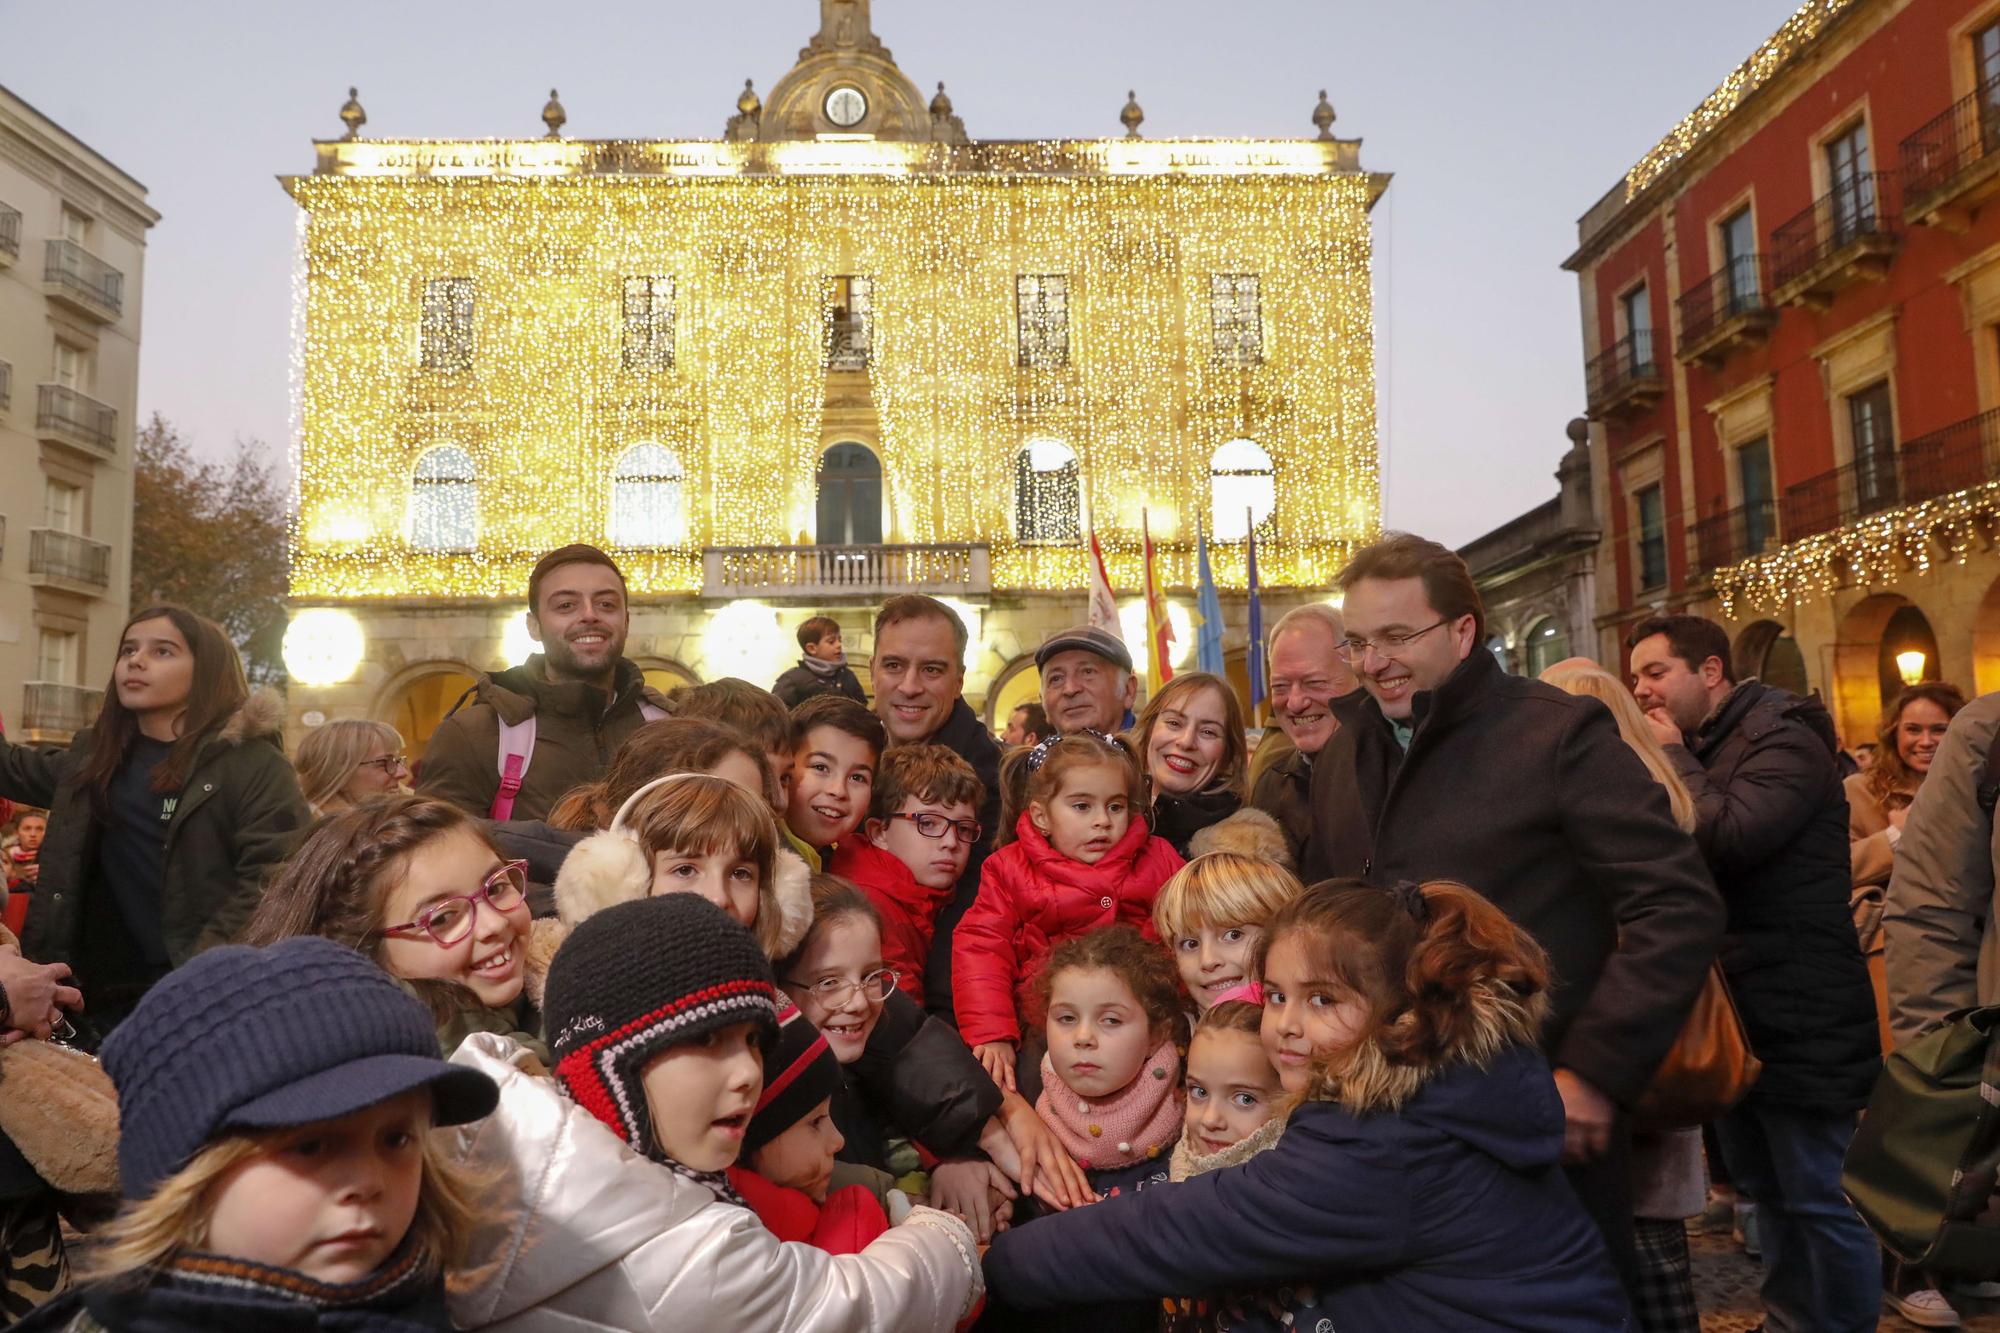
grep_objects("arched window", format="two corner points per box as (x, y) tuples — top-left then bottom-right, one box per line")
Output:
(609, 442), (686, 548)
(1015, 439), (1081, 544)
(1487, 635), (1511, 671)
(410, 446), (477, 552)
(816, 443), (882, 545)
(1523, 616), (1570, 677)
(1210, 438), (1275, 542)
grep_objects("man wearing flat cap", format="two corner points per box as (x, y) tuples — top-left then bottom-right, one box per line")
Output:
(1037, 625), (1136, 738)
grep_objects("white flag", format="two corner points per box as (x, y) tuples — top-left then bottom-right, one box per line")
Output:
(1086, 531), (1120, 636)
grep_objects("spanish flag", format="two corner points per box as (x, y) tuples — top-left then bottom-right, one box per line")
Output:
(1142, 510), (1174, 696)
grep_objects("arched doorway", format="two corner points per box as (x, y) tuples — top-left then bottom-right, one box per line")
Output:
(1832, 594), (1916, 744)
(380, 665), (479, 767)
(1523, 616), (1571, 677)
(1877, 604), (1941, 704)
(985, 655), (1042, 736)
(1734, 619), (1809, 697)
(1975, 573), (2000, 697)
(816, 443), (882, 545)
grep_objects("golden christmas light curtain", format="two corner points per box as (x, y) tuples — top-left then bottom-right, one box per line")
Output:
(289, 167), (1380, 599)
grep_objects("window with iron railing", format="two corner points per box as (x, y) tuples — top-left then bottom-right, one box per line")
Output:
(1826, 122), (1876, 246)
(621, 276), (675, 372)
(0, 204), (18, 260)
(1016, 275), (1071, 368)
(1738, 437), (1774, 554)
(410, 446), (477, 550)
(1847, 382), (1898, 516)
(825, 276), (874, 370)
(1015, 439), (1081, 543)
(609, 442), (686, 548)
(1636, 484), (1667, 592)
(1210, 274), (1264, 367)
(420, 278), (476, 373)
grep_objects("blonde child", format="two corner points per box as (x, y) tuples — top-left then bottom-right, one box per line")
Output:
(1173, 999), (1285, 1176)
(444, 893), (982, 1329)
(546, 717), (777, 830)
(985, 879), (1628, 1329)
(955, 733), (1184, 1093)
(1151, 852), (1304, 1012)
(19, 936), (496, 1331)
(779, 877), (1090, 1239)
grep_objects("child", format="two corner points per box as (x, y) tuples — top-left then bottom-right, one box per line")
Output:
(3, 809), (45, 937)
(784, 695), (883, 859)
(669, 678), (801, 821)
(1152, 852), (1304, 1012)
(17, 935), (497, 1332)
(546, 716), (776, 830)
(1172, 999), (1285, 1177)
(774, 615), (867, 708)
(444, 893), (983, 1329)
(778, 877), (1090, 1236)
(983, 879), (1629, 1330)
(241, 795), (542, 1059)
(828, 744), (985, 1002)
(955, 732), (1184, 1093)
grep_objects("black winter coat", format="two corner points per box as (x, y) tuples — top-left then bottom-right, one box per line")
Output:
(1249, 741), (1313, 869)
(1303, 650), (1725, 1106)
(1150, 789), (1243, 860)
(835, 989), (1003, 1171)
(1667, 681), (1880, 1111)
(772, 659), (867, 708)
(915, 698), (1004, 1021)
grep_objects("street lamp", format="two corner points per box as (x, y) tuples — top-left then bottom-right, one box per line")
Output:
(1895, 649), (1927, 687)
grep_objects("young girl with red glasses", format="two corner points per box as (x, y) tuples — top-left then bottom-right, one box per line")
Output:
(241, 794), (542, 1060)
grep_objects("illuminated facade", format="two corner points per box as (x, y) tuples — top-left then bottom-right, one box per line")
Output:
(282, 0), (1388, 749)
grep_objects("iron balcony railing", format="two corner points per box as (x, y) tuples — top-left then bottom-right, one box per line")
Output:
(1678, 254), (1772, 349)
(702, 543), (990, 598)
(21, 683), (104, 737)
(37, 383), (118, 457)
(0, 358), (11, 412)
(1901, 407), (2000, 505)
(28, 528), (112, 589)
(1773, 409), (2000, 544)
(1901, 91), (2000, 201)
(1771, 173), (1898, 290)
(43, 238), (124, 317)
(1690, 500), (1779, 576)
(1585, 329), (1661, 410)
(0, 204), (19, 260)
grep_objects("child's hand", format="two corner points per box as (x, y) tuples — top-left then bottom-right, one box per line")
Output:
(996, 1091), (1091, 1211)
(972, 1041), (1018, 1093)
(928, 1159), (1017, 1244)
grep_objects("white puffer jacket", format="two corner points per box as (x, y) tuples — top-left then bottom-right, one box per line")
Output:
(445, 1033), (982, 1332)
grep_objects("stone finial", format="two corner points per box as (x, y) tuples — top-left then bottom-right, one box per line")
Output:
(737, 78), (763, 118)
(1312, 89), (1336, 141)
(1120, 90), (1144, 139)
(542, 89), (567, 139)
(339, 87), (366, 141)
(930, 80), (954, 120)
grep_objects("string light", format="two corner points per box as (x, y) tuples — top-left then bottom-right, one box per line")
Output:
(287, 138), (1384, 602)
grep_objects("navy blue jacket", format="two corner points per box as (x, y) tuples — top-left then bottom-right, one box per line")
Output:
(984, 1045), (1630, 1332)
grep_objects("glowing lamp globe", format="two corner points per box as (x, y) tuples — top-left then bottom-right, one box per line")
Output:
(1895, 650), (1927, 687)
(500, 616), (540, 668)
(283, 610), (366, 688)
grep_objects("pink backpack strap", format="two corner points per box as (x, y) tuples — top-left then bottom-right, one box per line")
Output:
(639, 701), (669, 723)
(491, 715), (537, 821)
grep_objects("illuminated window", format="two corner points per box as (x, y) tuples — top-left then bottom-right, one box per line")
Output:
(1210, 274), (1264, 367)
(622, 276), (676, 371)
(609, 442), (686, 548)
(1016, 275), (1070, 368)
(420, 278), (476, 373)
(1015, 439), (1080, 543)
(410, 446), (477, 551)
(825, 276), (873, 369)
(1210, 438), (1275, 541)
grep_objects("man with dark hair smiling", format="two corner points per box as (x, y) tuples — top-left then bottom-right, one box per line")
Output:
(1303, 533), (1722, 1298)
(417, 543), (668, 823)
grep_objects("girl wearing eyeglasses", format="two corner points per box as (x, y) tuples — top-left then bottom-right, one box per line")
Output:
(292, 719), (409, 816)
(241, 795), (542, 1061)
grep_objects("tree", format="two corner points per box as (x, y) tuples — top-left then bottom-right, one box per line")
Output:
(130, 414), (290, 684)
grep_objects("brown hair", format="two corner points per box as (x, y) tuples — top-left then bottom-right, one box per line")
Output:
(1036, 924), (1189, 1052)
(527, 544), (625, 618)
(669, 679), (794, 756)
(776, 872), (883, 978)
(872, 594), (968, 664)
(78, 606), (251, 802)
(1336, 534), (1486, 642)
(996, 732), (1142, 848)
(548, 717), (771, 830)
(1009, 702), (1050, 744)
(622, 775), (785, 953)
(868, 744), (986, 823)
(1128, 672), (1249, 802)
(797, 616), (842, 651)
(1254, 879), (1548, 1091)
(1193, 997), (1265, 1041)
(1868, 682), (1968, 806)
(790, 693), (887, 761)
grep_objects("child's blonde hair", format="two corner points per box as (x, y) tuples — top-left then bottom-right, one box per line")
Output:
(1152, 851), (1304, 943)
(624, 774), (784, 953)
(77, 1123), (477, 1283)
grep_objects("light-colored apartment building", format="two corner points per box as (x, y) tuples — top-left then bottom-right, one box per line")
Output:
(0, 85), (157, 742)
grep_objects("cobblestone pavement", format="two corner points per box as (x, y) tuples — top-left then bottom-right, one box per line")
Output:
(1693, 1233), (2000, 1331)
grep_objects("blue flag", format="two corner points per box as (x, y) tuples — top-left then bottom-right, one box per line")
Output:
(1246, 509), (1266, 722)
(1195, 521), (1224, 675)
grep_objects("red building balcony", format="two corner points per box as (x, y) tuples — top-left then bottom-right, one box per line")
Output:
(1770, 174), (1899, 310)
(1901, 92), (2000, 232)
(1689, 500), (1779, 580)
(1676, 254), (1777, 366)
(1585, 329), (1665, 420)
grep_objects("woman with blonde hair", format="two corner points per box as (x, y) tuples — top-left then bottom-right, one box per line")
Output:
(293, 718), (408, 815)
(1540, 656), (1704, 1333)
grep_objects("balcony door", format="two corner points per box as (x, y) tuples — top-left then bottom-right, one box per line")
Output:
(1721, 207), (1759, 309)
(1737, 438), (1774, 554)
(816, 442), (882, 546)
(1848, 382), (1898, 516)
(1825, 123), (1874, 243)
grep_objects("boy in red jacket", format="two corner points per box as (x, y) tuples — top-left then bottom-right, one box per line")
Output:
(828, 746), (986, 1003)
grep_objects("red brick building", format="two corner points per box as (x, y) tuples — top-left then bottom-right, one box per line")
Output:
(1565, 0), (2000, 742)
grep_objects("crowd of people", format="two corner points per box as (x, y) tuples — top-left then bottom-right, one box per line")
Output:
(0, 531), (1991, 1331)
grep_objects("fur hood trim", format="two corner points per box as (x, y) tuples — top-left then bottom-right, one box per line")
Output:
(1168, 1114), (1285, 1183)
(548, 828), (815, 965)
(1308, 979), (1548, 1116)
(1187, 807), (1292, 868)
(769, 847), (813, 960)
(215, 688), (288, 748)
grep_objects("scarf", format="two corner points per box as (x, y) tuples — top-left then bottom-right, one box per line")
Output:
(1036, 1037), (1182, 1171)
(657, 1151), (748, 1208)
(801, 651), (847, 679)
(1168, 1113), (1286, 1183)
(72, 1239), (449, 1332)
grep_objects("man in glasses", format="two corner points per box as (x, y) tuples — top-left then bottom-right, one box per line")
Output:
(1302, 532), (1723, 1302)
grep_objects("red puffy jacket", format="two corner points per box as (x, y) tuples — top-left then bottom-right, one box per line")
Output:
(725, 1168), (891, 1254)
(827, 838), (948, 1004)
(952, 813), (1184, 1048)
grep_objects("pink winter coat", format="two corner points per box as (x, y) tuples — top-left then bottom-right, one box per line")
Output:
(952, 813), (1185, 1048)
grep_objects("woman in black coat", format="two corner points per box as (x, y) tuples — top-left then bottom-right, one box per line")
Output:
(1128, 673), (1249, 859)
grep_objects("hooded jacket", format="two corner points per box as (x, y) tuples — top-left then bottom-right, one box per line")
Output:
(0, 690), (307, 981)
(1302, 649), (1723, 1107)
(952, 814), (1184, 1048)
(443, 1033), (982, 1332)
(826, 837), (950, 1002)
(416, 656), (669, 825)
(1666, 680), (1880, 1110)
(983, 984), (1628, 1331)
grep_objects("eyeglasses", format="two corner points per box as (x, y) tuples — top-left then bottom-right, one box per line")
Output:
(378, 860), (529, 948)
(781, 968), (900, 1006)
(888, 812), (984, 844)
(1337, 619), (1449, 664)
(358, 753), (409, 775)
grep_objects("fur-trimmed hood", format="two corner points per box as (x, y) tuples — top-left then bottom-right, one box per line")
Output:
(1308, 978), (1549, 1118)
(213, 687), (288, 749)
(1187, 806), (1292, 868)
